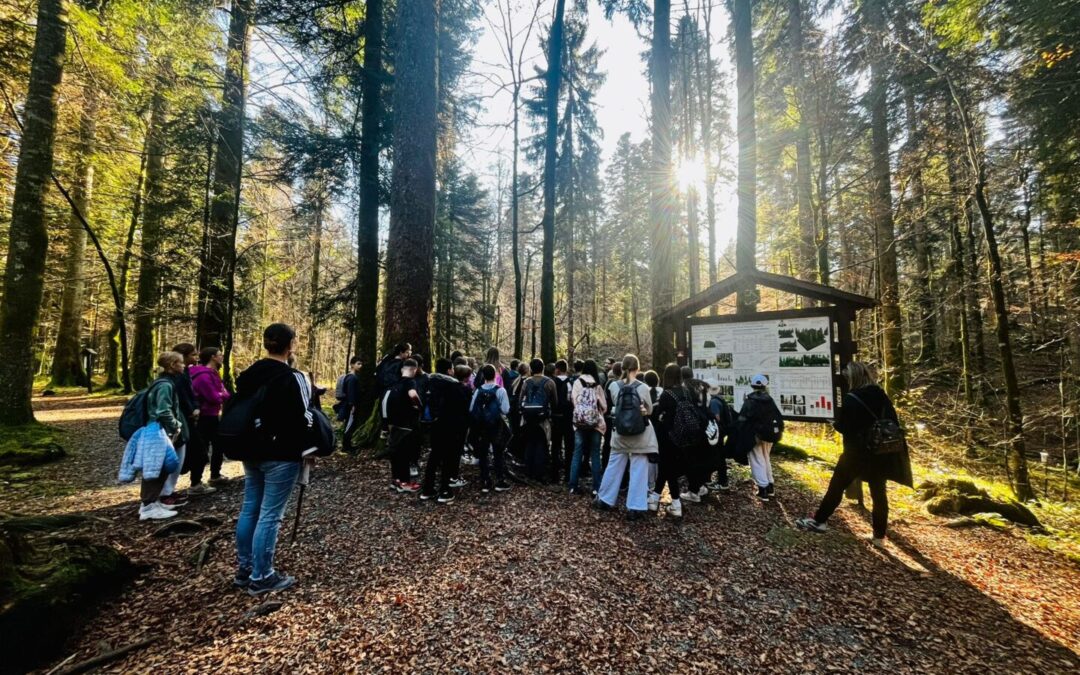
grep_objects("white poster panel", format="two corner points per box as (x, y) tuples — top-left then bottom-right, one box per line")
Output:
(690, 315), (835, 419)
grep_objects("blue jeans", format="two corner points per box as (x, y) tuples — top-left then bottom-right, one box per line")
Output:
(236, 460), (300, 581)
(569, 428), (602, 492)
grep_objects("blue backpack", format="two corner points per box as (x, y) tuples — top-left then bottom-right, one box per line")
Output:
(471, 387), (502, 428)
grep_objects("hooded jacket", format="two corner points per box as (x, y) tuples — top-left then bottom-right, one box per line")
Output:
(233, 358), (313, 462)
(189, 364), (230, 417)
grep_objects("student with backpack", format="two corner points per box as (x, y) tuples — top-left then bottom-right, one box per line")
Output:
(118, 351), (189, 521)
(706, 380), (734, 491)
(642, 370), (662, 492)
(550, 359), (574, 484)
(679, 366), (713, 503)
(188, 347), (231, 492)
(593, 354), (657, 520)
(601, 361), (622, 471)
(796, 361), (912, 546)
(420, 358), (472, 503)
(518, 358), (557, 481)
(470, 364), (512, 493)
(735, 374), (784, 502)
(650, 364), (686, 517)
(226, 323), (314, 595)
(156, 343), (199, 507)
(568, 359), (607, 496)
(383, 358), (423, 493)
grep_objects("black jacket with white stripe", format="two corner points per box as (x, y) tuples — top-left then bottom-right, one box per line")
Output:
(234, 358), (314, 462)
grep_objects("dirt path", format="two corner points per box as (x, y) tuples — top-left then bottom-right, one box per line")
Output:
(15, 395), (1080, 674)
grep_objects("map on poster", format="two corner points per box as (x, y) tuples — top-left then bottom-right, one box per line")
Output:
(690, 315), (835, 420)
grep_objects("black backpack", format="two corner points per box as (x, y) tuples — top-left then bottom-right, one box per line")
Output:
(218, 372), (292, 460)
(521, 378), (551, 423)
(614, 381), (647, 436)
(118, 379), (170, 441)
(553, 376), (572, 415)
(668, 386), (709, 449)
(849, 392), (906, 455)
(753, 398), (785, 443)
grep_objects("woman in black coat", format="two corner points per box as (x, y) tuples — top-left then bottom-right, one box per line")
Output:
(796, 361), (912, 546)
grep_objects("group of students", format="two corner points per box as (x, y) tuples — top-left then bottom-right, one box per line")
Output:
(363, 345), (909, 540)
(119, 326), (910, 600)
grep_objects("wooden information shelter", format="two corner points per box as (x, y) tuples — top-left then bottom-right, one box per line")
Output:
(654, 269), (877, 421)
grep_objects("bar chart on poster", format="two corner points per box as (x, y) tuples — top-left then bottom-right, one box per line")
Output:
(690, 314), (835, 420)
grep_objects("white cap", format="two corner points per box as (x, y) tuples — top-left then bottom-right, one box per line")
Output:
(750, 374), (769, 387)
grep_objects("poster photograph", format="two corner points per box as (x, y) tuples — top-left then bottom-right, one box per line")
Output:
(690, 315), (835, 420)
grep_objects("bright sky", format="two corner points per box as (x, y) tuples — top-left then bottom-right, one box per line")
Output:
(462, 0), (741, 250)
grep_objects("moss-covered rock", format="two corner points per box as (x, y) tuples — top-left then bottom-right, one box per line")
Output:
(0, 424), (66, 467)
(917, 479), (1041, 528)
(0, 516), (139, 674)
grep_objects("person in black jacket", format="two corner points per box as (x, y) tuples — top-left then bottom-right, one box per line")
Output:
(233, 323), (314, 595)
(650, 363), (685, 518)
(420, 358), (470, 503)
(796, 361), (913, 546)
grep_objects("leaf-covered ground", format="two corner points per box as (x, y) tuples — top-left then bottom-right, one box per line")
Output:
(7, 394), (1080, 674)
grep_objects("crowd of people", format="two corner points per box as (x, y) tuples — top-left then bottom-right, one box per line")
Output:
(119, 323), (910, 597)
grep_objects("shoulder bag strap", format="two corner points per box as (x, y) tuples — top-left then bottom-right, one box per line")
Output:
(846, 392), (879, 420)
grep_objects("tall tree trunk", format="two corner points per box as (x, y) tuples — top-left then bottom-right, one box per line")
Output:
(904, 88), (934, 363)
(199, 0), (253, 350)
(651, 0), (677, 359)
(106, 143), (146, 391)
(0, 0), (67, 424)
(945, 141), (974, 405)
(512, 81), (523, 358)
(864, 0), (905, 393)
(131, 88), (169, 390)
(195, 121), (214, 340)
(814, 93), (830, 286)
(307, 190), (324, 372)
(789, 0), (815, 283)
(52, 94), (98, 387)
(733, 0), (757, 314)
(539, 0), (565, 363)
(692, 2), (718, 311)
(355, 0), (383, 383)
(565, 87), (576, 361)
(383, 0), (438, 355)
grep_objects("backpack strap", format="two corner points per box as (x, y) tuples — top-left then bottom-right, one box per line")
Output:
(846, 392), (880, 420)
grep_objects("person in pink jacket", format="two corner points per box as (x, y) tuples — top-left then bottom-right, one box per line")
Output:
(188, 347), (231, 492)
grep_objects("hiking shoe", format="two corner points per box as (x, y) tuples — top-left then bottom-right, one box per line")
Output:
(766, 483), (776, 498)
(795, 517), (827, 533)
(757, 486), (770, 502)
(494, 481), (512, 493)
(683, 490), (701, 504)
(666, 499), (683, 518)
(232, 568), (252, 589)
(160, 494), (187, 507)
(189, 482), (217, 496)
(437, 491), (456, 504)
(139, 503), (177, 521)
(647, 491), (660, 512)
(626, 509), (647, 522)
(419, 491), (436, 501)
(247, 572), (296, 596)
(393, 480), (420, 494)
(591, 498), (615, 512)
(449, 477), (468, 489)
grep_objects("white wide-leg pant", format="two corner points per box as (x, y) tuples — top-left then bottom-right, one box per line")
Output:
(597, 452), (650, 511)
(748, 441), (774, 488)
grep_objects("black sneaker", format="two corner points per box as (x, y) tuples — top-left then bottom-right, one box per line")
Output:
(437, 491), (456, 504)
(757, 486), (770, 502)
(419, 491), (436, 501)
(246, 572), (296, 596)
(767, 483), (776, 498)
(494, 481), (512, 492)
(232, 567), (252, 589)
(591, 498), (615, 511)
(626, 509), (647, 522)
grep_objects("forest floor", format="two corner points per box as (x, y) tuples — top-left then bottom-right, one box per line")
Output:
(4, 392), (1080, 674)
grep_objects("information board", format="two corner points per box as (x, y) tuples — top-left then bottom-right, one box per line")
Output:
(689, 314), (835, 420)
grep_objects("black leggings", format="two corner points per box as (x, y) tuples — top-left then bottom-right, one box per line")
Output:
(654, 442), (682, 500)
(813, 454), (889, 539)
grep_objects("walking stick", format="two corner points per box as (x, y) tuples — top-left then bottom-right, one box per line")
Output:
(290, 458), (313, 545)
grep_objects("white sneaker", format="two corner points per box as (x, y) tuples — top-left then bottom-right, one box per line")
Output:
(698, 485), (709, 497)
(683, 490), (701, 504)
(647, 491), (660, 512)
(870, 537), (886, 549)
(139, 503), (177, 521)
(189, 483), (217, 496)
(449, 477), (468, 489)
(156, 500), (179, 511)
(666, 499), (683, 518)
